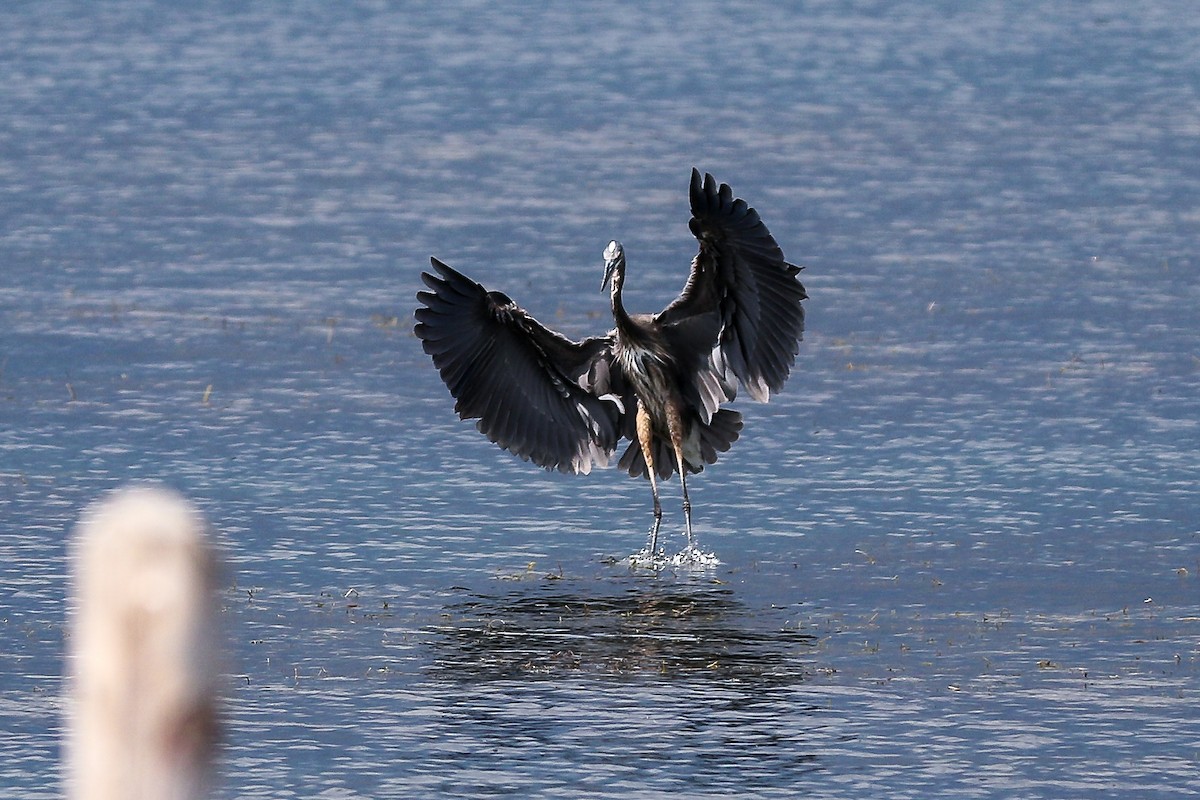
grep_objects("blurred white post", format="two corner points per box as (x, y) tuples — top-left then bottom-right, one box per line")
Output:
(66, 487), (220, 800)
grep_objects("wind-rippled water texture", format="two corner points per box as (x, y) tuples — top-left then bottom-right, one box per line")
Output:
(2, 2), (1197, 797)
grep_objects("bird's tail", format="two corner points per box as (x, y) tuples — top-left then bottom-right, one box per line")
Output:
(618, 409), (743, 480)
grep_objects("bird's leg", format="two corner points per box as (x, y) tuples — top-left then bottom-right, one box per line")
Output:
(646, 475), (663, 555)
(637, 405), (663, 556)
(677, 452), (694, 549)
(665, 405), (695, 551)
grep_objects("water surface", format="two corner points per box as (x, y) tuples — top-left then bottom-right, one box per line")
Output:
(2, 2), (1198, 797)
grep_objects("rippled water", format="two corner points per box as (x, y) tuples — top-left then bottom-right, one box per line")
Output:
(2, 2), (1198, 797)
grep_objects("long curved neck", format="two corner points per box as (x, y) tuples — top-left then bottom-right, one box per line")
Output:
(610, 270), (661, 356)
(609, 266), (636, 333)
(604, 242), (640, 339)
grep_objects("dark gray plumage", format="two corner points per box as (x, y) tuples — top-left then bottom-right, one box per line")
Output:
(415, 168), (807, 558)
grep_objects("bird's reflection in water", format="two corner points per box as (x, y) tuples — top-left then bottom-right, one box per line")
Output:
(428, 573), (815, 683)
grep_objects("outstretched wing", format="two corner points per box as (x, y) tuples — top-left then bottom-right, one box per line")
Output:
(657, 168), (807, 402)
(415, 258), (622, 474)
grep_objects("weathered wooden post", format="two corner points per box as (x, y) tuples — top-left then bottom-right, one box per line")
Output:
(66, 487), (221, 800)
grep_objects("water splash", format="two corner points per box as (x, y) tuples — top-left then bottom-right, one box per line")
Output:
(627, 545), (721, 570)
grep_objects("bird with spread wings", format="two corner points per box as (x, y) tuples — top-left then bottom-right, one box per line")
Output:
(415, 169), (807, 562)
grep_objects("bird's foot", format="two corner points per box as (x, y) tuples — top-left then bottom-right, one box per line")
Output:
(668, 545), (720, 568)
(627, 546), (667, 570)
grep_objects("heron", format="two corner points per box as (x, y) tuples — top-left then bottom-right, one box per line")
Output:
(414, 168), (807, 562)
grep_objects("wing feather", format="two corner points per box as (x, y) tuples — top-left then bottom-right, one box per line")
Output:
(657, 168), (807, 403)
(415, 258), (620, 474)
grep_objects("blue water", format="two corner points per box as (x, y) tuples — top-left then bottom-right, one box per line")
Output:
(2, 1), (1198, 797)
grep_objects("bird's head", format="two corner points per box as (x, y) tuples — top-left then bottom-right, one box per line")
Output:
(601, 240), (625, 291)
